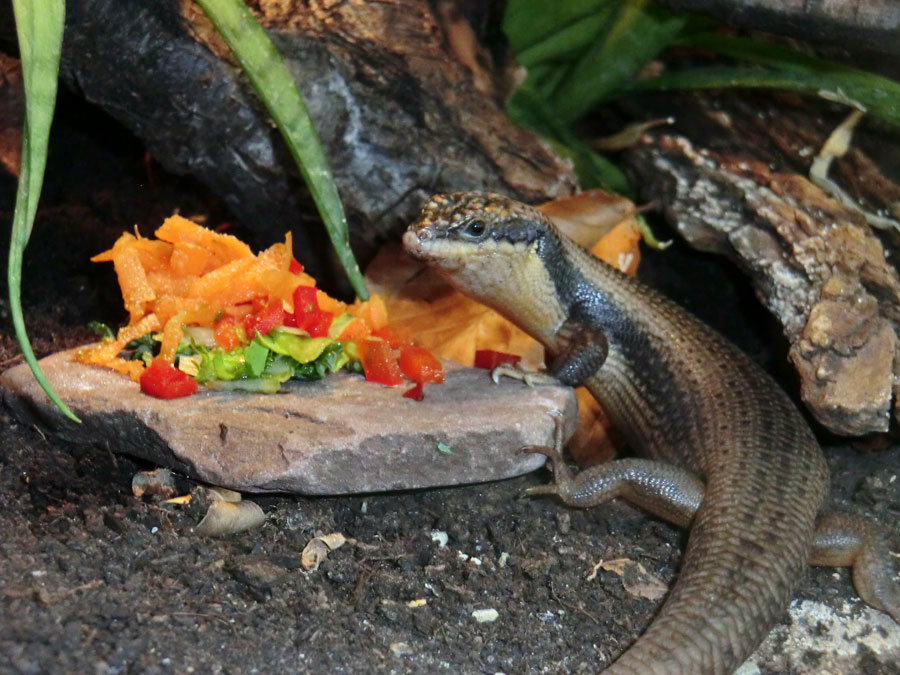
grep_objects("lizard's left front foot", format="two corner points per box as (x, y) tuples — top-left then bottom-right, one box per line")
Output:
(522, 411), (573, 498)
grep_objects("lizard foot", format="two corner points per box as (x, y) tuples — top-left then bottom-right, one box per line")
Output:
(522, 411), (572, 497)
(491, 362), (559, 387)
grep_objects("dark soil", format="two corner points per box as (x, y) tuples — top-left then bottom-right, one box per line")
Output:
(1, 94), (898, 675)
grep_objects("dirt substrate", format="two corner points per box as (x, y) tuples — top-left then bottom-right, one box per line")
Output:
(1, 401), (899, 674)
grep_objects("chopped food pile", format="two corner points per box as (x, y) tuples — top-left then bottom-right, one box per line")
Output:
(75, 215), (444, 399)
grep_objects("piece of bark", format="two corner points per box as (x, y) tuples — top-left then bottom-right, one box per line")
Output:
(628, 132), (900, 435)
(51, 0), (576, 290)
(656, 0), (900, 55)
(0, 53), (22, 177)
(617, 92), (900, 229)
(0, 350), (577, 494)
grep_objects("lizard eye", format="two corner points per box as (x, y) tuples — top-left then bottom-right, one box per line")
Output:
(461, 219), (487, 240)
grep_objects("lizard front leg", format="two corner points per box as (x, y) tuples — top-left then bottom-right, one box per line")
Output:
(492, 316), (609, 388)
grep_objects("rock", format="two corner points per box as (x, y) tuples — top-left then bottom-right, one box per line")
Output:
(0, 350), (576, 494)
(749, 599), (900, 673)
(790, 297), (896, 435)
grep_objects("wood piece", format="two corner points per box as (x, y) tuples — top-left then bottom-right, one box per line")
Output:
(0, 350), (577, 494)
(628, 132), (900, 435)
(53, 0), (576, 290)
(656, 0), (900, 55)
(0, 53), (22, 177)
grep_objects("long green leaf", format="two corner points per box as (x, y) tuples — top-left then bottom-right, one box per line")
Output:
(673, 33), (900, 128)
(194, 0), (368, 299)
(508, 84), (630, 193)
(514, 8), (613, 68)
(503, 0), (608, 55)
(8, 0), (77, 422)
(551, 1), (688, 123)
(627, 65), (900, 128)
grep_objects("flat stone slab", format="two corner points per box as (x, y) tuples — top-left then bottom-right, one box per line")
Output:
(0, 350), (576, 494)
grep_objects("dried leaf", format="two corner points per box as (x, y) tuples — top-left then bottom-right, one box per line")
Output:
(301, 532), (347, 571)
(567, 387), (617, 468)
(589, 219), (642, 276)
(366, 245), (544, 370)
(205, 486), (243, 503)
(0, 53), (24, 177)
(600, 558), (668, 601)
(194, 499), (265, 536)
(537, 189), (635, 249)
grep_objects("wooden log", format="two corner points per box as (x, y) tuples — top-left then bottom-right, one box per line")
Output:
(628, 128), (900, 435)
(656, 0), (900, 55)
(53, 0), (576, 291)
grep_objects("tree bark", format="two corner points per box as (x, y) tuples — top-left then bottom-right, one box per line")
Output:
(657, 0), (900, 55)
(625, 92), (900, 435)
(54, 0), (576, 291)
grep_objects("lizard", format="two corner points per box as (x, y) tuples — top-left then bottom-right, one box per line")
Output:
(402, 191), (900, 674)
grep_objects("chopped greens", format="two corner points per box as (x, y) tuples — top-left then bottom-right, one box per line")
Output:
(121, 323), (360, 393)
(125, 332), (157, 366)
(88, 321), (116, 340)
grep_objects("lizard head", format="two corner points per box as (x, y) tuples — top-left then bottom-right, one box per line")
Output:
(403, 192), (566, 342)
(404, 191), (549, 276)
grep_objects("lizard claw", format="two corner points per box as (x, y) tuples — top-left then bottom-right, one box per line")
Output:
(491, 362), (559, 387)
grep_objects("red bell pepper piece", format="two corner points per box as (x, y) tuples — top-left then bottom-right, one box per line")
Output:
(292, 285), (318, 315)
(473, 349), (521, 370)
(399, 346), (444, 384)
(299, 309), (334, 337)
(357, 339), (403, 386)
(244, 298), (286, 338)
(289, 257), (304, 275)
(140, 358), (198, 399)
(290, 285), (333, 336)
(403, 382), (425, 401)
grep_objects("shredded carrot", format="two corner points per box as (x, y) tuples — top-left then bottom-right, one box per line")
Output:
(76, 215), (397, 382)
(348, 295), (388, 330)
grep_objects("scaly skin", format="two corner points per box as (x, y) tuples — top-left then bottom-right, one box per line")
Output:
(403, 192), (898, 674)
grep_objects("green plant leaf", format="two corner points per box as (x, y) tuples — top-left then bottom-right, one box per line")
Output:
(8, 0), (78, 422)
(194, 0), (369, 299)
(503, 0), (609, 56)
(507, 84), (630, 193)
(661, 33), (900, 128)
(551, 0), (689, 123)
(513, 6), (615, 68)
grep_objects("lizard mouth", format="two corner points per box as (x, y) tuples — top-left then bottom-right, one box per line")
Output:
(402, 227), (466, 276)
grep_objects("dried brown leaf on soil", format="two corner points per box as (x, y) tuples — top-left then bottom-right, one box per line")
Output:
(598, 558), (668, 601)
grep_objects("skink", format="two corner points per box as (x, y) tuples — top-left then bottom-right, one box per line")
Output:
(403, 192), (899, 674)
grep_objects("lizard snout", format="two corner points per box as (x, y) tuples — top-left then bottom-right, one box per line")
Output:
(402, 228), (431, 260)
